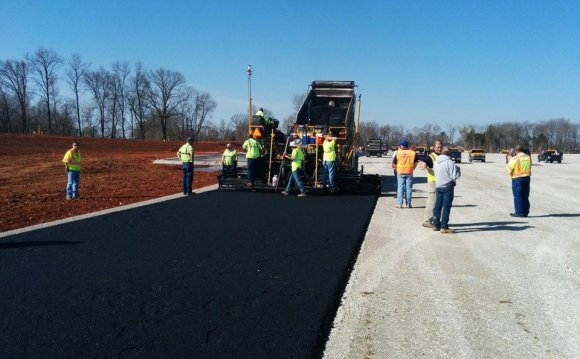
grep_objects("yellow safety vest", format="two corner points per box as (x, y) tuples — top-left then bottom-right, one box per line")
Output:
(396, 149), (416, 175)
(177, 143), (193, 162)
(243, 138), (261, 159)
(256, 110), (271, 125)
(291, 147), (305, 172)
(507, 153), (532, 178)
(222, 149), (237, 166)
(427, 152), (439, 182)
(62, 149), (81, 171)
(322, 139), (336, 161)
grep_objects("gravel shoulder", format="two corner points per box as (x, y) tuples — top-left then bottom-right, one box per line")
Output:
(324, 153), (580, 358)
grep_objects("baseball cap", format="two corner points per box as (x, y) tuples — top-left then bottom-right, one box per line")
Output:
(399, 140), (409, 147)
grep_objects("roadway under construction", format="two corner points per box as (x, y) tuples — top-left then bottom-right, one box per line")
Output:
(0, 191), (377, 358)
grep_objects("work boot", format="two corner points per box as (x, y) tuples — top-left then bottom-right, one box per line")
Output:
(281, 191), (289, 196)
(440, 228), (456, 234)
(298, 192), (307, 197)
(432, 226), (440, 231)
(422, 221), (433, 228)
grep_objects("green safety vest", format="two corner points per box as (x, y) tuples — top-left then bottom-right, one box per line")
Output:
(177, 143), (193, 162)
(322, 139), (336, 161)
(291, 147), (305, 172)
(427, 152), (439, 182)
(243, 138), (261, 159)
(62, 149), (81, 171)
(256, 110), (271, 125)
(222, 149), (237, 166)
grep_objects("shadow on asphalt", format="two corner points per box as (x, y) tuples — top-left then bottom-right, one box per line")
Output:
(0, 240), (84, 250)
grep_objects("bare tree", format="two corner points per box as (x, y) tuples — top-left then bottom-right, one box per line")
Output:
(128, 63), (150, 139)
(230, 113), (248, 142)
(65, 53), (90, 136)
(191, 91), (217, 141)
(112, 61), (130, 138)
(84, 67), (111, 137)
(0, 60), (30, 132)
(28, 47), (62, 134)
(145, 68), (188, 141)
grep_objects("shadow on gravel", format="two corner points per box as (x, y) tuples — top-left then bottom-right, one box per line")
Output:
(527, 213), (580, 218)
(451, 221), (533, 233)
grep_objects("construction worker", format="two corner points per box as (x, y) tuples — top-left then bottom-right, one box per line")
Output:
(507, 145), (532, 217)
(432, 146), (461, 233)
(242, 133), (263, 188)
(321, 132), (338, 192)
(282, 139), (307, 197)
(62, 141), (81, 200)
(391, 140), (417, 208)
(222, 143), (238, 176)
(177, 137), (194, 195)
(420, 139), (443, 227)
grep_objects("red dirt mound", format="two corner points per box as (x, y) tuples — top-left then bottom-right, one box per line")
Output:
(0, 134), (237, 233)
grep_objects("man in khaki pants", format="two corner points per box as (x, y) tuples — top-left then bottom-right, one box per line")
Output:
(420, 140), (443, 227)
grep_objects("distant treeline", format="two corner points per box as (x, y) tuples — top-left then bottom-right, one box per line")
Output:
(2, 47), (579, 153)
(358, 119), (579, 153)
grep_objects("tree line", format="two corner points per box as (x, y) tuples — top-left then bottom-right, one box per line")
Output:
(357, 118), (580, 153)
(0, 47), (223, 141)
(2, 47), (579, 152)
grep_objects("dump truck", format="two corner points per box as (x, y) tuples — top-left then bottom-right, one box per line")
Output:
(365, 138), (384, 157)
(218, 81), (379, 193)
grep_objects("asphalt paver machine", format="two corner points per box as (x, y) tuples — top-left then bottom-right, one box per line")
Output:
(218, 81), (379, 194)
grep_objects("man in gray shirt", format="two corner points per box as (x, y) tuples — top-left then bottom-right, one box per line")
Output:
(431, 146), (461, 233)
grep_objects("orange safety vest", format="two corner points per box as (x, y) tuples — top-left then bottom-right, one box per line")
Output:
(508, 153), (532, 178)
(396, 149), (416, 174)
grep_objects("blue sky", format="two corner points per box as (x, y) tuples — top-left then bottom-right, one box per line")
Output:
(1, 0), (579, 128)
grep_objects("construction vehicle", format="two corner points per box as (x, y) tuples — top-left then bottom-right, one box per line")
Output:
(218, 81), (379, 193)
(365, 138), (384, 157)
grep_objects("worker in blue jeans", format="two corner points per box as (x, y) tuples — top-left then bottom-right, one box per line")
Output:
(282, 139), (307, 197)
(432, 146), (461, 233)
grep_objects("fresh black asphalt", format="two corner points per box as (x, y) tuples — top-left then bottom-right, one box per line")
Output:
(0, 191), (377, 359)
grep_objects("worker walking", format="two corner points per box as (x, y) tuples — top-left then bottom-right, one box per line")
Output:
(432, 146), (461, 233)
(507, 145), (532, 217)
(391, 140), (417, 208)
(420, 140), (443, 227)
(282, 139), (307, 197)
(177, 137), (195, 195)
(222, 143), (238, 176)
(321, 132), (338, 192)
(242, 133), (263, 189)
(62, 141), (81, 200)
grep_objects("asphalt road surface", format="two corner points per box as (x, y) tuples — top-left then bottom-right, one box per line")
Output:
(1, 191), (377, 358)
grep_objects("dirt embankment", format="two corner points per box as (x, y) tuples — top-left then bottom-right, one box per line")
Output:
(0, 134), (238, 232)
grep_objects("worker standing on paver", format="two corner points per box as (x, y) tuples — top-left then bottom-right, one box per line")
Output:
(222, 143), (238, 176)
(242, 133), (263, 189)
(321, 132), (338, 192)
(62, 141), (81, 200)
(507, 145), (532, 217)
(432, 146), (461, 233)
(282, 139), (307, 197)
(420, 139), (443, 227)
(177, 137), (195, 196)
(391, 140), (417, 208)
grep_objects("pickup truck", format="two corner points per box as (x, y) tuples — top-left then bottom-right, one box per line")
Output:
(538, 149), (563, 163)
(468, 149), (486, 162)
(449, 148), (462, 163)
